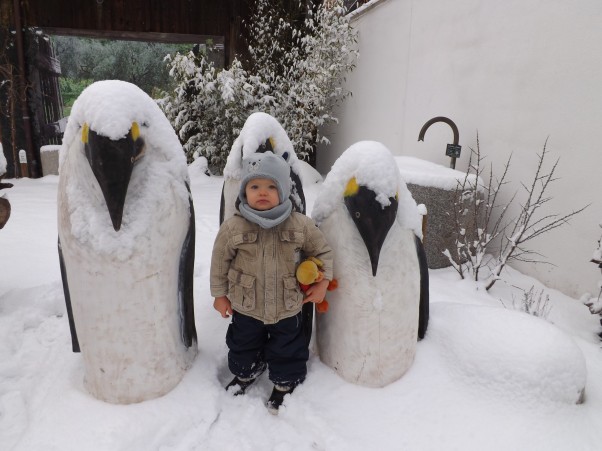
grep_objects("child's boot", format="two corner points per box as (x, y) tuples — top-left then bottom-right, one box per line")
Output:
(266, 384), (296, 415)
(225, 375), (258, 396)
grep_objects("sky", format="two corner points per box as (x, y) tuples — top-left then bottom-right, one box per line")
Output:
(1, 159), (602, 450)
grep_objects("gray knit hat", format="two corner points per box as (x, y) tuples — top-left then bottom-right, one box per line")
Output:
(239, 151), (292, 203)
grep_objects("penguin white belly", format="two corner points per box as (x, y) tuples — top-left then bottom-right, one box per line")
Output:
(59, 177), (195, 403)
(222, 177), (240, 221)
(316, 208), (420, 387)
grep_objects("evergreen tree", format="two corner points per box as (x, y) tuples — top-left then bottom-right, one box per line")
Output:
(52, 36), (193, 96)
(161, 0), (357, 173)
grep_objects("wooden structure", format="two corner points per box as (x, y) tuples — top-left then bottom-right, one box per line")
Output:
(0, 0), (250, 178)
(32, 34), (65, 146)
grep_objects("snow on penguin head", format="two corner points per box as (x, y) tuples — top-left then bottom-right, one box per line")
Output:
(312, 141), (423, 238)
(223, 112), (299, 180)
(220, 112), (306, 218)
(61, 80), (186, 170)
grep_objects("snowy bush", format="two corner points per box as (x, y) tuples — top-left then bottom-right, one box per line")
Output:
(442, 135), (508, 282)
(583, 223), (602, 314)
(160, 0), (358, 173)
(159, 54), (256, 171)
(445, 137), (587, 291)
(501, 286), (553, 319)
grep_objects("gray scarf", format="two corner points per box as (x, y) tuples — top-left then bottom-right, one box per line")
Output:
(238, 199), (293, 229)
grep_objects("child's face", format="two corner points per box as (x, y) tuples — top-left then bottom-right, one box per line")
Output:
(245, 177), (280, 210)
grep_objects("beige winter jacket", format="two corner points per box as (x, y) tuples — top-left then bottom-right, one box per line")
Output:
(210, 212), (333, 324)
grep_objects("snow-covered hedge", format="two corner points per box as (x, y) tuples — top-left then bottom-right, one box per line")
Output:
(160, 0), (358, 173)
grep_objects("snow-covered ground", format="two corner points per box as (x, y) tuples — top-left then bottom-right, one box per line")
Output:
(1, 168), (601, 451)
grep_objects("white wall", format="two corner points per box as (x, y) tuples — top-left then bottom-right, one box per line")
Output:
(318, 0), (602, 299)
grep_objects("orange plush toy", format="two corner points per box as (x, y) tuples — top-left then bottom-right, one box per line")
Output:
(296, 257), (338, 313)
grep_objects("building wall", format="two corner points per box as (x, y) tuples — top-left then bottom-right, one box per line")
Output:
(318, 0), (602, 299)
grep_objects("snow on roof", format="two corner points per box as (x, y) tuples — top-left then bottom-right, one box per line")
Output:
(312, 141), (423, 237)
(223, 112), (300, 180)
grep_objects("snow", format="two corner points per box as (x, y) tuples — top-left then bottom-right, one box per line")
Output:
(395, 156), (483, 191)
(347, 0), (386, 19)
(40, 145), (61, 153)
(429, 303), (585, 404)
(2, 169), (602, 450)
(0, 143), (6, 176)
(313, 141), (423, 238)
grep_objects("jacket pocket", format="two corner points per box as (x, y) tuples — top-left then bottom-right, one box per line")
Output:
(232, 232), (258, 261)
(228, 268), (256, 312)
(279, 230), (305, 267)
(283, 275), (304, 311)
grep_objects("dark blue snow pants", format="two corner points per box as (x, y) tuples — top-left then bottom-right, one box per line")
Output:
(226, 311), (308, 386)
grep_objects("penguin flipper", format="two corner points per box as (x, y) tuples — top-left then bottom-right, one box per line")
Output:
(301, 302), (314, 347)
(219, 181), (226, 225)
(179, 184), (198, 347)
(415, 235), (429, 340)
(58, 237), (80, 352)
(290, 168), (306, 215)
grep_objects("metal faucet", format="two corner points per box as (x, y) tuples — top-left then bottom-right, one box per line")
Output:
(418, 116), (461, 169)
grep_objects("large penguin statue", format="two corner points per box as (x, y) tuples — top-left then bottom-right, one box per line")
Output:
(218, 112), (314, 343)
(57, 80), (197, 404)
(313, 141), (429, 387)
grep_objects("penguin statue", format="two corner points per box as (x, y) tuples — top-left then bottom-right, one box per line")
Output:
(218, 112), (314, 344)
(57, 80), (197, 404)
(219, 112), (306, 223)
(313, 141), (429, 387)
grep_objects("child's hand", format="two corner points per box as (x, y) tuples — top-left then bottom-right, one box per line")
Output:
(302, 279), (330, 305)
(214, 296), (233, 318)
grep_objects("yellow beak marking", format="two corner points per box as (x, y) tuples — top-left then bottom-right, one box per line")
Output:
(344, 177), (359, 197)
(81, 123), (89, 144)
(131, 122), (140, 141)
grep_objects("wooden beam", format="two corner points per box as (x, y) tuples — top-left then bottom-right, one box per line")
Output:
(40, 27), (220, 45)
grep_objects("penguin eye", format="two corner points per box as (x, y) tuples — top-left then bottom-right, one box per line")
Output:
(355, 211), (361, 219)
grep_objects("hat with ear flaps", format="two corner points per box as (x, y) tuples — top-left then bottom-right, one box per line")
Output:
(239, 151), (292, 203)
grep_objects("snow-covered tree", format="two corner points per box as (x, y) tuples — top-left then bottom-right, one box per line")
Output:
(52, 36), (191, 96)
(161, 0), (358, 173)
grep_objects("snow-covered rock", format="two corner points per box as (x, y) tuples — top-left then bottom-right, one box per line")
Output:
(428, 302), (586, 404)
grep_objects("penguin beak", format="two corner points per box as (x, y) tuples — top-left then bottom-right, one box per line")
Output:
(82, 122), (145, 231)
(255, 137), (275, 153)
(344, 181), (398, 276)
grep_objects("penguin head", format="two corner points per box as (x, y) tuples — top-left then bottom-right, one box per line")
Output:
(344, 177), (398, 276)
(62, 80), (189, 233)
(81, 121), (146, 231)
